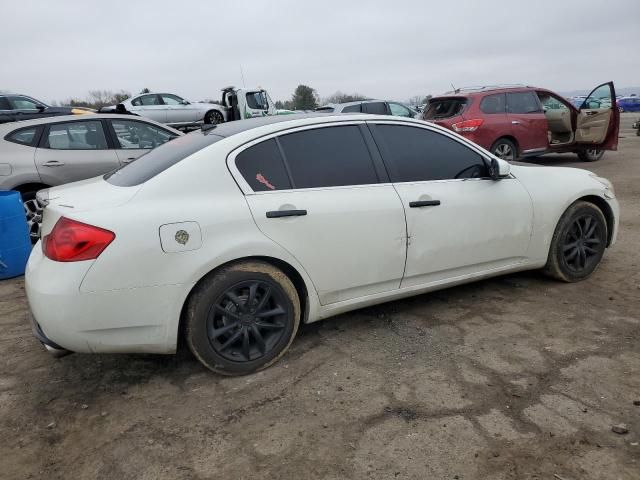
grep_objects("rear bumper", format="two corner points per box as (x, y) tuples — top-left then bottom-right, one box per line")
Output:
(29, 312), (73, 358)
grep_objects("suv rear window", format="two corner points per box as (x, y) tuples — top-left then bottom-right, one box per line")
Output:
(423, 98), (467, 119)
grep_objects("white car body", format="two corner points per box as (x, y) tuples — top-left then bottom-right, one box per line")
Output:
(25, 114), (619, 359)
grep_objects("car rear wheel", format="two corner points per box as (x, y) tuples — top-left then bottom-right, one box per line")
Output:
(490, 138), (517, 161)
(21, 191), (43, 243)
(618, 106), (624, 113)
(185, 261), (300, 375)
(544, 201), (607, 282)
(205, 110), (224, 125)
(577, 149), (604, 162)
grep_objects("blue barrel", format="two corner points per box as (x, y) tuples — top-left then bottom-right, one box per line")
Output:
(0, 191), (32, 279)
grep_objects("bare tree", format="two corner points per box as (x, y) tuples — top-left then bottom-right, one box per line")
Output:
(323, 91), (369, 104)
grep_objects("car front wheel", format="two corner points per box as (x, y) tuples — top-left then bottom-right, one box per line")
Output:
(185, 261), (300, 375)
(544, 201), (607, 282)
(577, 149), (604, 162)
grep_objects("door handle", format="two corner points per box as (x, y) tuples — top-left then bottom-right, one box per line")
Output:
(43, 160), (65, 167)
(266, 209), (307, 218)
(123, 157), (136, 163)
(409, 200), (441, 208)
(511, 120), (521, 125)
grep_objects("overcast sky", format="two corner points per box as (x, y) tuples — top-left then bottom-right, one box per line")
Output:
(2, 0), (639, 104)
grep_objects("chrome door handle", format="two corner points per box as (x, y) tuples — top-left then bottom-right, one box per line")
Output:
(511, 120), (521, 125)
(43, 160), (65, 167)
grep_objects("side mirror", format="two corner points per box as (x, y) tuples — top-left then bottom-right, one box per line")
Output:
(489, 157), (511, 180)
(181, 99), (190, 105)
(36, 105), (46, 112)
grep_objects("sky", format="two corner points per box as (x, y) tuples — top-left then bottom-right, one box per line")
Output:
(2, 0), (639, 104)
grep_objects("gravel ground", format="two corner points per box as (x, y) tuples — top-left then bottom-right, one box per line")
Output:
(1, 114), (639, 480)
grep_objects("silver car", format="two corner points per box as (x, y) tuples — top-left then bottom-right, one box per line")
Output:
(0, 114), (181, 239)
(315, 99), (418, 117)
(104, 92), (226, 129)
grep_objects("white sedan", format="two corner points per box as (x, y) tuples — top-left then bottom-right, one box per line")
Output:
(26, 114), (619, 375)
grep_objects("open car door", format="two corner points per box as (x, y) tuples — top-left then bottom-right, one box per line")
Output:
(575, 81), (619, 150)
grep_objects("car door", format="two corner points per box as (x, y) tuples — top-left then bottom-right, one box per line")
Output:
(228, 123), (407, 305)
(0, 96), (15, 123)
(7, 96), (44, 122)
(243, 91), (270, 118)
(160, 93), (196, 124)
(368, 121), (533, 288)
(34, 119), (120, 185)
(107, 118), (179, 164)
(130, 94), (167, 123)
(506, 91), (548, 154)
(575, 82), (619, 150)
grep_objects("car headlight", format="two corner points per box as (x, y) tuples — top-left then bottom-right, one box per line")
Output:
(589, 173), (615, 198)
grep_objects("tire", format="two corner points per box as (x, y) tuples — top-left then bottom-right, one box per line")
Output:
(577, 149), (604, 162)
(543, 201), (607, 282)
(618, 106), (624, 113)
(21, 190), (43, 244)
(205, 110), (224, 125)
(490, 138), (517, 161)
(185, 261), (300, 376)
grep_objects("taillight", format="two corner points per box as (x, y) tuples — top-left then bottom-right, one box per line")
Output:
(42, 217), (115, 262)
(451, 119), (484, 133)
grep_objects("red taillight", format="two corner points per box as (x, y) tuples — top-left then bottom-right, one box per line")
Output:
(42, 217), (115, 262)
(451, 119), (484, 133)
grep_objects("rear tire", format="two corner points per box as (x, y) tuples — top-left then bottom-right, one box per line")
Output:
(490, 138), (517, 161)
(577, 149), (604, 162)
(543, 201), (607, 282)
(21, 191), (43, 244)
(185, 261), (300, 376)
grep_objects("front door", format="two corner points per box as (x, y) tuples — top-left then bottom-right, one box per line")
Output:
(130, 94), (167, 123)
(34, 119), (120, 185)
(369, 121), (533, 287)
(575, 82), (619, 150)
(160, 93), (197, 124)
(506, 91), (548, 154)
(229, 124), (407, 305)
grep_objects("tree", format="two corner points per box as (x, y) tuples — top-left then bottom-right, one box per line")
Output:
(57, 90), (132, 109)
(408, 94), (432, 106)
(291, 85), (318, 110)
(140, 87), (151, 94)
(275, 99), (294, 110)
(324, 91), (369, 104)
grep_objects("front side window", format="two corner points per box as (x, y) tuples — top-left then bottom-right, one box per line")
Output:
(236, 139), (291, 192)
(342, 104), (361, 113)
(372, 124), (488, 182)
(6, 126), (39, 146)
(110, 120), (176, 149)
(506, 92), (542, 114)
(0, 97), (11, 110)
(138, 94), (161, 106)
(479, 94), (506, 114)
(9, 96), (41, 110)
(246, 91), (268, 110)
(45, 120), (108, 150)
(278, 126), (378, 188)
(582, 84), (612, 110)
(362, 102), (388, 115)
(160, 94), (183, 105)
(389, 103), (413, 117)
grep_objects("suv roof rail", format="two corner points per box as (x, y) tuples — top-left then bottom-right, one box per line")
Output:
(443, 84), (532, 95)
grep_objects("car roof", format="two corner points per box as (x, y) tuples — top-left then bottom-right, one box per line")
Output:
(0, 113), (182, 134)
(435, 85), (537, 98)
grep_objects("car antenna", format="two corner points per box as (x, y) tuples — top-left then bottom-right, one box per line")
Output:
(451, 82), (459, 94)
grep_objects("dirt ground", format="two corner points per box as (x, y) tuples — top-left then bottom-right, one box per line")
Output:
(1, 114), (639, 480)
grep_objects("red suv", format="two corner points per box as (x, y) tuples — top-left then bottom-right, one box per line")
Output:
(423, 82), (619, 162)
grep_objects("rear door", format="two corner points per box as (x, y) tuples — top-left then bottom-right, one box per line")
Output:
(575, 82), (619, 150)
(34, 119), (119, 185)
(130, 94), (167, 123)
(228, 123), (407, 305)
(106, 118), (179, 164)
(506, 91), (548, 154)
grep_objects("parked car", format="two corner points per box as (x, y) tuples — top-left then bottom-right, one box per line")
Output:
(26, 114), (618, 375)
(423, 82), (619, 162)
(632, 118), (640, 136)
(617, 96), (640, 112)
(315, 100), (418, 118)
(0, 114), (181, 240)
(0, 94), (91, 124)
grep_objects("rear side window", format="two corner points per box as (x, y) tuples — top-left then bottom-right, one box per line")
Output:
(278, 126), (378, 188)
(424, 98), (468, 119)
(0, 97), (11, 110)
(6, 126), (40, 146)
(479, 94), (506, 114)
(362, 102), (387, 115)
(315, 107), (335, 113)
(342, 104), (361, 113)
(372, 124), (488, 182)
(236, 139), (291, 191)
(506, 92), (542, 114)
(45, 120), (108, 150)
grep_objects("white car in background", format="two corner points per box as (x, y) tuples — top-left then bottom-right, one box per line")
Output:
(315, 99), (418, 117)
(26, 114), (618, 376)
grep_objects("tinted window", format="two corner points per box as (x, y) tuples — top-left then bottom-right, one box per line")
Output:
(315, 106), (335, 113)
(0, 97), (11, 110)
(9, 96), (41, 110)
(278, 126), (378, 188)
(236, 139), (291, 192)
(480, 94), (505, 114)
(110, 119), (177, 149)
(45, 120), (108, 150)
(106, 130), (224, 187)
(424, 98), (468, 119)
(373, 125), (488, 182)
(506, 92), (541, 114)
(362, 102), (387, 114)
(6, 126), (39, 146)
(342, 104), (361, 113)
